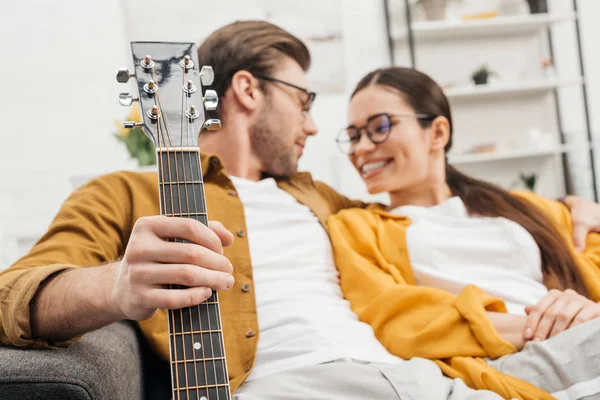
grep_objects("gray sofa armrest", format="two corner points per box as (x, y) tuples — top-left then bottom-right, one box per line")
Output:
(0, 321), (144, 400)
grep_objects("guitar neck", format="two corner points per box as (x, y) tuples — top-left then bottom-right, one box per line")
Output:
(157, 148), (231, 400)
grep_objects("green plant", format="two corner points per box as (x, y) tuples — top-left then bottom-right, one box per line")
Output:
(519, 172), (538, 192)
(114, 106), (156, 167)
(471, 64), (498, 85)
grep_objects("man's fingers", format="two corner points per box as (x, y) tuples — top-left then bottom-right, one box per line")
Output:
(524, 291), (559, 339)
(134, 264), (234, 290)
(142, 241), (233, 273)
(137, 216), (225, 254)
(146, 286), (214, 310)
(209, 220), (235, 248)
(572, 222), (589, 252)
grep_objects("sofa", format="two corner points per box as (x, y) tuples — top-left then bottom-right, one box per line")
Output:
(0, 321), (171, 399)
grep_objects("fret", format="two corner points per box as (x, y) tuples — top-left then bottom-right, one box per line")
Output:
(174, 383), (230, 391)
(157, 150), (202, 183)
(170, 329), (223, 335)
(170, 385), (231, 400)
(159, 183), (207, 215)
(171, 329), (225, 360)
(197, 302), (222, 330)
(171, 303), (222, 332)
(164, 212), (207, 218)
(172, 357), (226, 364)
(159, 180), (204, 185)
(172, 359), (229, 388)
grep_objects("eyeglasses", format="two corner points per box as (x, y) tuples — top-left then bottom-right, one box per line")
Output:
(335, 112), (436, 154)
(255, 75), (317, 113)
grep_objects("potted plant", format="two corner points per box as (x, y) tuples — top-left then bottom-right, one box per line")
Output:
(471, 64), (498, 85)
(519, 172), (538, 192)
(115, 105), (157, 167)
(414, 0), (447, 21)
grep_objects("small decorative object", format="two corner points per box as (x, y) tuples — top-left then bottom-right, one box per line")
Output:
(497, 0), (530, 16)
(541, 57), (557, 78)
(415, 0), (447, 21)
(468, 143), (497, 153)
(525, 0), (547, 14)
(461, 11), (498, 20)
(471, 64), (497, 85)
(519, 172), (538, 192)
(114, 106), (156, 167)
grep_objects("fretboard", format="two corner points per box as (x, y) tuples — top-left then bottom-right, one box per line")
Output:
(157, 148), (231, 400)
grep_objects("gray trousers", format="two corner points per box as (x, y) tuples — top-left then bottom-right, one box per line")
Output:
(233, 357), (502, 400)
(486, 316), (600, 400)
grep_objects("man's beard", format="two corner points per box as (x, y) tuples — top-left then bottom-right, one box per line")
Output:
(249, 107), (298, 178)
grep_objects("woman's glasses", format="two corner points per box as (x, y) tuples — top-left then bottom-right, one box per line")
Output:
(335, 112), (436, 154)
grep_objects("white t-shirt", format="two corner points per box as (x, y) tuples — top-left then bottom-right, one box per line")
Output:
(230, 176), (403, 381)
(390, 196), (549, 315)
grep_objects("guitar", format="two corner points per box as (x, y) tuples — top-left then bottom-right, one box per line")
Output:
(117, 42), (231, 400)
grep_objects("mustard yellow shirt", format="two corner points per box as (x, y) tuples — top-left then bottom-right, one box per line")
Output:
(328, 191), (600, 400)
(0, 153), (363, 393)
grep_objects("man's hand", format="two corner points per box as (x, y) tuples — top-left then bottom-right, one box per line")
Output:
(31, 216), (234, 342)
(562, 195), (600, 252)
(523, 289), (600, 341)
(112, 216), (235, 321)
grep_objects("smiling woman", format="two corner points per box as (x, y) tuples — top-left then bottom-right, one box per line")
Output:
(328, 66), (600, 400)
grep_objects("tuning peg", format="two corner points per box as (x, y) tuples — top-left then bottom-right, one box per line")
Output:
(203, 119), (221, 131)
(122, 121), (144, 129)
(116, 67), (135, 83)
(200, 66), (214, 86)
(119, 93), (138, 106)
(203, 90), (218, 111)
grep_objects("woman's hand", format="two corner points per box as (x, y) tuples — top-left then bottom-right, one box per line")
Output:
(523, 289), (600, 341)
(562, 195), (600, 251)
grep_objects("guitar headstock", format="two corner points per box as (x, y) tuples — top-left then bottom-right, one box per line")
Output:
(116, 41), (221, 149)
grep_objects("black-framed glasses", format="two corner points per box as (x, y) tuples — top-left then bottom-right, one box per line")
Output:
(335, 113), (436, 154)
(255, 75), (317, 113)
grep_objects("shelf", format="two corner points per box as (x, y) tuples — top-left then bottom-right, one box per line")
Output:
(395, 13), (576, 41)
(449, 144), (571, 165)
(444, 78), (583, 100)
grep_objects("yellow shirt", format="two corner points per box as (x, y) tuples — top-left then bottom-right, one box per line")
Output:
(328, 191), (600, 400)
(0, 153), (363, 393)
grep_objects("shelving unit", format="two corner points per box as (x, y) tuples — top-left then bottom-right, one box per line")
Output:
(383, 0), (596, 200)
(394, 12), (576, 41)
(449, 143), (573, 165)
(444, 77), (583, 100)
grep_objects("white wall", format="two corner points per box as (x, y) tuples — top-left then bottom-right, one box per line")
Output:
(0, 0), (133, 261)
(2, 0), (600, 266)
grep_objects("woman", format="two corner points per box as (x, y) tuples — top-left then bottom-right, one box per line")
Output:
(329, 67), (600, 400)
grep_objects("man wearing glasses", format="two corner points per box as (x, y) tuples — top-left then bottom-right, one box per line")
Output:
(0, 20), (598, 400)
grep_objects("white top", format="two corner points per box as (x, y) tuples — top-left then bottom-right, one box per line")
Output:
(230, 176), (403, 381)
(389, 196), (548, 315)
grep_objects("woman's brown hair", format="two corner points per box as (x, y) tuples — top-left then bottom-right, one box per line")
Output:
(352, 67), (589, 296)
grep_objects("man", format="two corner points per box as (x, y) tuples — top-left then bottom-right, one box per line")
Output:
(0, 20), (598, 399)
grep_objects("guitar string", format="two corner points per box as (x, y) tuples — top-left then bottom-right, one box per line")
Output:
(152, 67), (187, 400)
(189, 68), (222, 400)
(192, 77), (230, 400)
(179, 59), (203, 400)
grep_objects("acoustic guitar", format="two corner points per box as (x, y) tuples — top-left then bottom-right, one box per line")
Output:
(117, 41), (231, 400)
